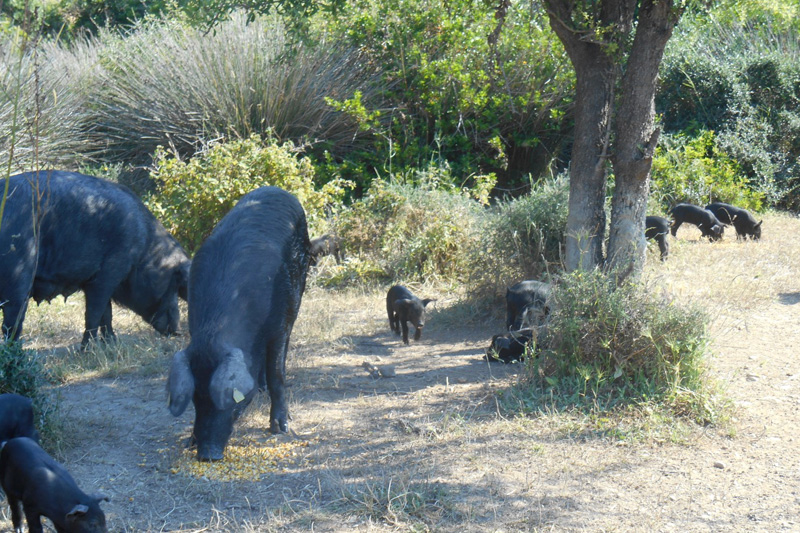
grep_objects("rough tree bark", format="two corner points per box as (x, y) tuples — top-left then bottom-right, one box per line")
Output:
(542, 0), (682, 279)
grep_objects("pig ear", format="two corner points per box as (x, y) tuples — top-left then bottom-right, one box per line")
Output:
(394, 298), (411, 310)
(89, 493), (110, 503)
(422, 298), (436, 307)
(167, 350), (194, 417)
(66, 504), (89, 518)
(756, 220), (763, 228)
(210, 348), (255, 411)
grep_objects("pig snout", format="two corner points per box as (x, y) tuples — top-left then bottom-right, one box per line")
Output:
(197, 443), (225, 462)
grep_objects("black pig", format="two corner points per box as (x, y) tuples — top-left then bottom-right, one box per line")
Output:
(0, 170), (190, 346)
(705, 202), (762, 240)
(0, 437), (109, 533)
(506, 280), (551, 331)
(309, 234), (344, 266)
(669, 203), (725, 241)
(0, 394), (39, 443)
(486, 329), (536, 364)
(645, 215), (671, 261)
(386, 285), (434, 345)
(167, 186), (310, 461)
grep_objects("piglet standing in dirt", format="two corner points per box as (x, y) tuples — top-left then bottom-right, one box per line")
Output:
(705, 202), (762, 240)
(669, 203), (725, 241)
(0, 437), (109, 533)
(0, 394), (39, 443)
(167, 186), (310, 462)
(645, 215), (671, 261)
(0, 170), (191, 346)
(505, 280), (551, 331)
(386, 285), (434, 345)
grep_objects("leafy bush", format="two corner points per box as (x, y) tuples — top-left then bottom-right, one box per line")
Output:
(468, 174), (568, 296)
(147, 134), (351, 253)
(524, 270), (716, 423)
(650, 131), (764, 211)
(332, 171), (487, 282)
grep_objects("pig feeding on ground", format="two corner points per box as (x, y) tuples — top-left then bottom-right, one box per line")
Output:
(669, 203), (725, 241)
(309, 234), (345, 266)
(705, 202), (762, 240)
(0, 437), (109, 533)
(167, 186), (311, 462)
(0, 394), (39, 443)
(386, 285), (435, 345)
(506, 280), (551, 331)
(0, 170), (190, 347)
(486, 329), (536, 364)
(645, 215), (671, 261)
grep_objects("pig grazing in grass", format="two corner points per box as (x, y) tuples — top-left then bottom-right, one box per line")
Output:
(309, 234), (345, 266)
(0, 170), (190, 346)
(0, 437), (109, 533)
(167, 186), (311, 461)
(669, 203), (725, 241)
(645, 215), (671, 261)
(705, 202), (762, 240)
(386, 285), (434, 345)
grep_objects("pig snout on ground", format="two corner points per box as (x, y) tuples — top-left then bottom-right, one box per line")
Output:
(167, 186), (310, 462)
(669, 203), (725, 241)
(0, 437), (109, 533)
(705, 202), (762, 240)
(386, 285), (435, 345)
(505, 280), (551, 331)
(0, 394), (39, 443)
(645, 215), (671, 261)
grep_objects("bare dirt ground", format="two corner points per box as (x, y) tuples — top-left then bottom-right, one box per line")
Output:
(2, 213), (800, 532)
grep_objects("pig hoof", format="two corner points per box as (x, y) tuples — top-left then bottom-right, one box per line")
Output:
(270, 419), (288, 433)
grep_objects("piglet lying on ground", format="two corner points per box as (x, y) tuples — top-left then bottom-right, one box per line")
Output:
(645, 215), (671, 261)
(486, 329), (536, 364)
(386, 285), (435, 345)
(0, 394), (39, 443)
(669, 203), (725, 241)
(705, 202), (762, 240)
(0, 437), (109, 533)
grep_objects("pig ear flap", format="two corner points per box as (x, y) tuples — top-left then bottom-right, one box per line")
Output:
(394, 298), (411, 310)
(66, 504), (89, 518)
(422, 298), (436, 307)
(89, 493), (110, 503)
(167, 350), (194, 417)
(210, 348), (255, 411)
(756, 220), (763, 228)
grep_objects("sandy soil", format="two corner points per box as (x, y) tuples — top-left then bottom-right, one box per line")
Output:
(2, 217), (799, 532)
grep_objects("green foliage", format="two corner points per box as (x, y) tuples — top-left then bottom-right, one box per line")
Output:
(659, 10), (800, 208)
(469, 174), (568, 295)
(650, 131), (764, 211)
(147, 134), (351, 253)
(323, 0), (574, 185)
(521, 270), (717, 424)
(333, 172), (484, 282)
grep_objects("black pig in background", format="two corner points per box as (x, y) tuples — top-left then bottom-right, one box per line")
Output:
(645, 215), (671, 261)
(0, 437), (109, 533)
(0, 170), (190, 346)
(669, 203), (725, 241)
(167, 186), (310, 462)
(386, 285), (434, 345)
(0, 394), (39, 443)
(705, 202), (762, 240)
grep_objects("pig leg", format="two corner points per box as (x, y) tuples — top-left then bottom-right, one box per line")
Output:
(6, 494), (23, 533)
(670, 219), (682, 236)
(266, 335), (290, 433)
(22, 506), (43, 533)
(81, 283), (117, 347)
(401, 320), (410, 345)
(98, 301), (115, 339)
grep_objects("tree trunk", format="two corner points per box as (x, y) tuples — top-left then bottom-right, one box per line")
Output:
(606, 0), (680, 279)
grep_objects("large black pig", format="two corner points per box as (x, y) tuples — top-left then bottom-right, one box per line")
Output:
(705, 202), (762, 240)
(669, 203), (725, 241)
(0, 394), (39, 443)
(167, 186), (310, 461)
(0, 437), (109, 533)
(0, 170), (190, 346)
